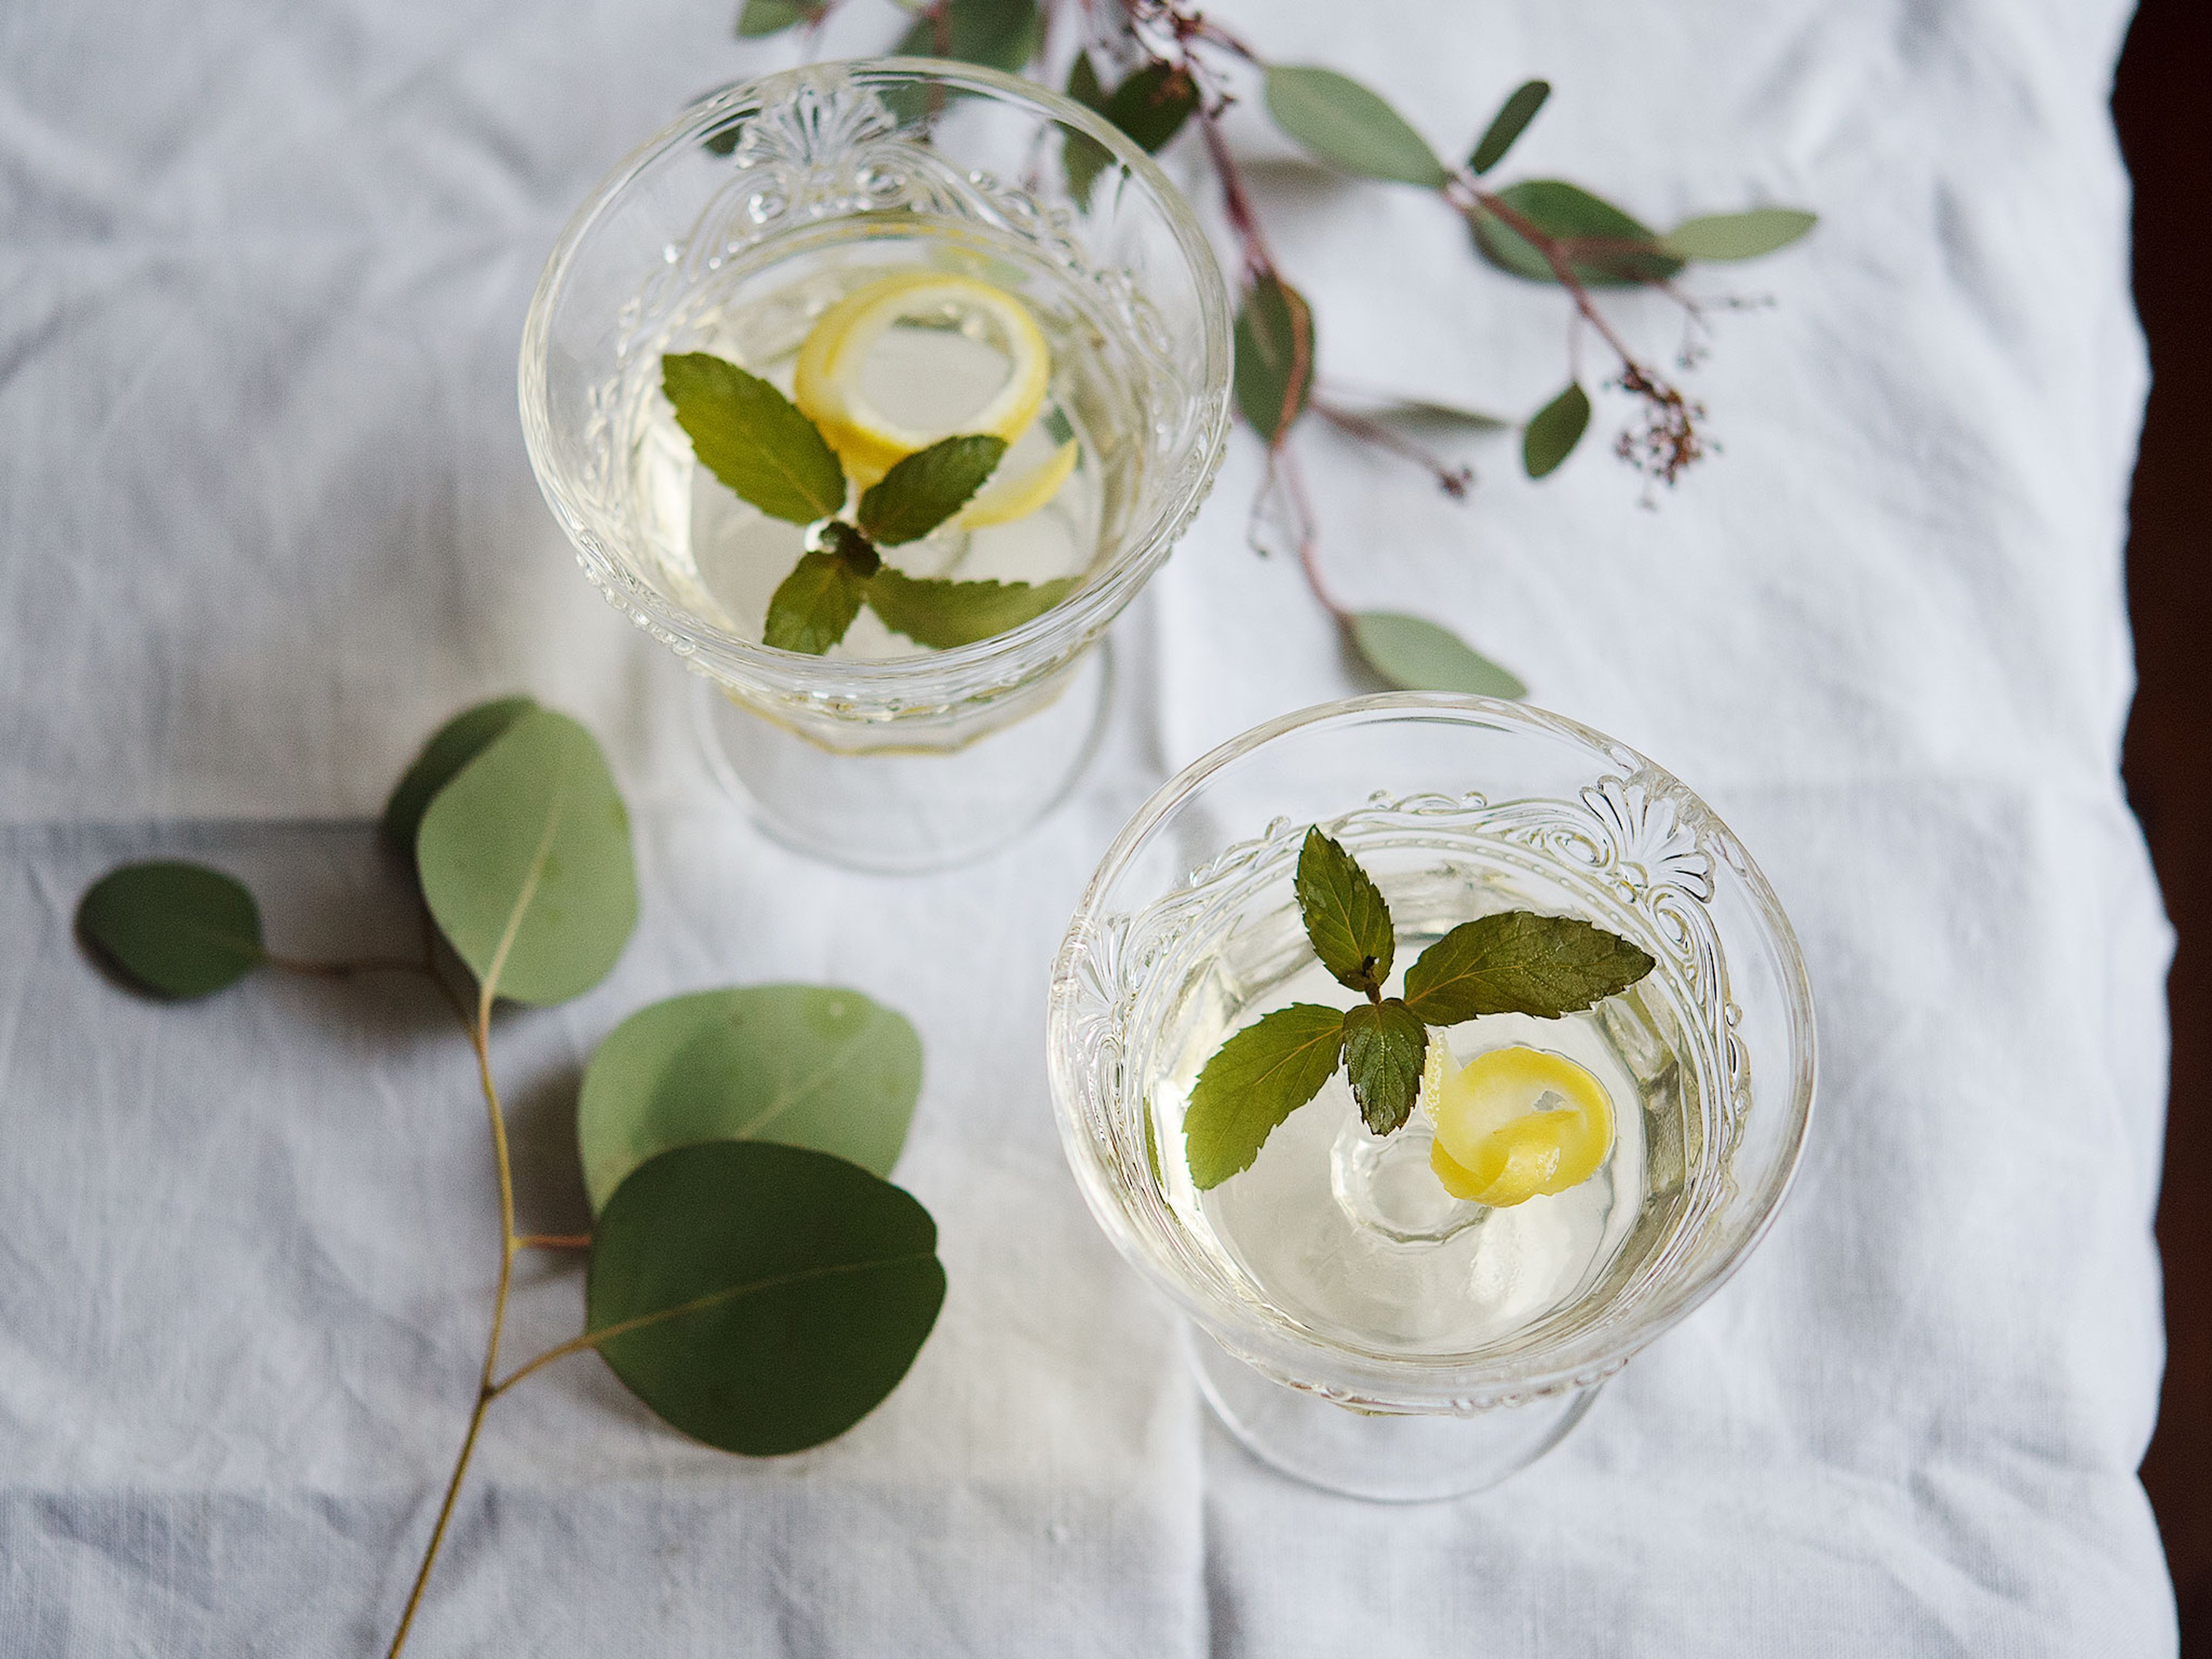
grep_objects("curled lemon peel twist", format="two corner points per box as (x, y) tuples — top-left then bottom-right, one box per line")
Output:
(1417, 1040), (1615, 1207)
(790, 270), (1073, 525)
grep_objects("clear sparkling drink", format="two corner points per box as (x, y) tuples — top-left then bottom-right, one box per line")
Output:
(1132, 829), (1700, 1359)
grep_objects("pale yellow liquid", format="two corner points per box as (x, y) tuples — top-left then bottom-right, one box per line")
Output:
(1139, 862), (1697, 1358)
(628, 228), (1134, 658)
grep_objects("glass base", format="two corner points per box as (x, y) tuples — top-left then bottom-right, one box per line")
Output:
(693, 643), (1113, 873)
(1188, 1324), (1602, 1502)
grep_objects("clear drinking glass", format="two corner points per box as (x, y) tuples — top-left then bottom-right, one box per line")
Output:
(520, 59), (1232, 870)
(1047, 696), (1817, 1500)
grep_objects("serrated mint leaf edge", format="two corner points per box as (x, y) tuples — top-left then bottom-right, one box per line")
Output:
(1293, 828), (1395, 994)
(1183, 1002), (1349, 1190)
(1341, 999), (1427, 1135)
(762, 549), (866, 655)
(857, 434), (1009, 545)
(1402, 910), (1657, 1024)
(654, 351), (844, 526)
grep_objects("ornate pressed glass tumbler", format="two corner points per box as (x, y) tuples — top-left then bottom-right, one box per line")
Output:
(1048, 696), (1817, 1499)
(521, 59), (1231, 870)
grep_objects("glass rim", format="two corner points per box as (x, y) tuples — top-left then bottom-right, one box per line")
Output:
(1046, 692), (1821, 1408)
(518, 55), (1234, 693)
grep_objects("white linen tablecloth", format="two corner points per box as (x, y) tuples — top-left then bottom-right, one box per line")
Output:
(0, 0), (2176, 1651)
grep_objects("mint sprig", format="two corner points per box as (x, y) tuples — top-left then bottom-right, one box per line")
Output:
(663, 351), (1073, 656)
(1179, 826), (1658, 1189)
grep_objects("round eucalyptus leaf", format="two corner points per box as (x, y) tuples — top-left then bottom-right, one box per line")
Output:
(78, 861), (262, 999)
(1350, 612), (1528, 699)
(588, 1141), (946, 1456)
(381, 696), (537, 855)
(1470, 180), (1684, 288)
(1264, 65), (1448, 187)
(417, 707), (637, 1007)
(579, 985), (923, 1214)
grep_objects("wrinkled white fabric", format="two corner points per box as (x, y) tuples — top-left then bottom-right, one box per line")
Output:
(0, 0), (2175, 1652)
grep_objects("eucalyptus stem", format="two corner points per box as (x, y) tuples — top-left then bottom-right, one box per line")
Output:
(1310, 399), (1473, 497)
(382, 1391), (493, 1659)
(262, 950), (437, 982)
(384, 993), (521, 1659)
(1194, 108), (1279, 280)
(1260, 442), (1341, 622)
(261, 894), (473, 1033)
(1449, 179), (1645, 372)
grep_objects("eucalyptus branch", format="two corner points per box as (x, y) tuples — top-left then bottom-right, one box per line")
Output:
(1194, 105), (1278, 279)
(383, 991), (519, 1659)
(78, 699), (944, 1656)
(736, 0), (1813, 689)
(1310, 399), (1473, 498)
(260, 921), (474, 1032)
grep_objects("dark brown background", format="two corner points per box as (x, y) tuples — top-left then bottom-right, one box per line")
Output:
(2116, 0), (2207, 1646)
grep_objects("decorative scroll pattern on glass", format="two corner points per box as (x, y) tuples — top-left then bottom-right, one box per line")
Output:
(567, 63), (1222, 715)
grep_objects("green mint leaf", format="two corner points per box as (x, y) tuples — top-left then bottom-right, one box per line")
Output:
(78, 861), (263, 999)
(1468, 79), (1550, 174)
(1469, 180), (1684, 288)
(578, 985), (923, 1213)
(1183, 1003), (1349, 1190)
(1294, 827), (1395, 994)
(763, 549), (870, 654)
(865, 567), (1075, 649)
(1263, 65), (1448, 187)
(895, 0), (1041, 72)
(735, 0), (823, 36)
(382, 695), (537, 856)
(1341, 999), (1427, 1135)
(1103, 62), (1199, 153)
(1403, 911), (1656, 1025)
(1658, 208), (1817, 262)
(588, 1141), (945, 1455)
(1522, 382), (1590, 479)
(416, 707), (638, 1007)
(1349, 612), (1527, 698)
(857, 434), (1008, 545)
(1234, 273), (1316, 446)
(662, 352), (847, 525)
